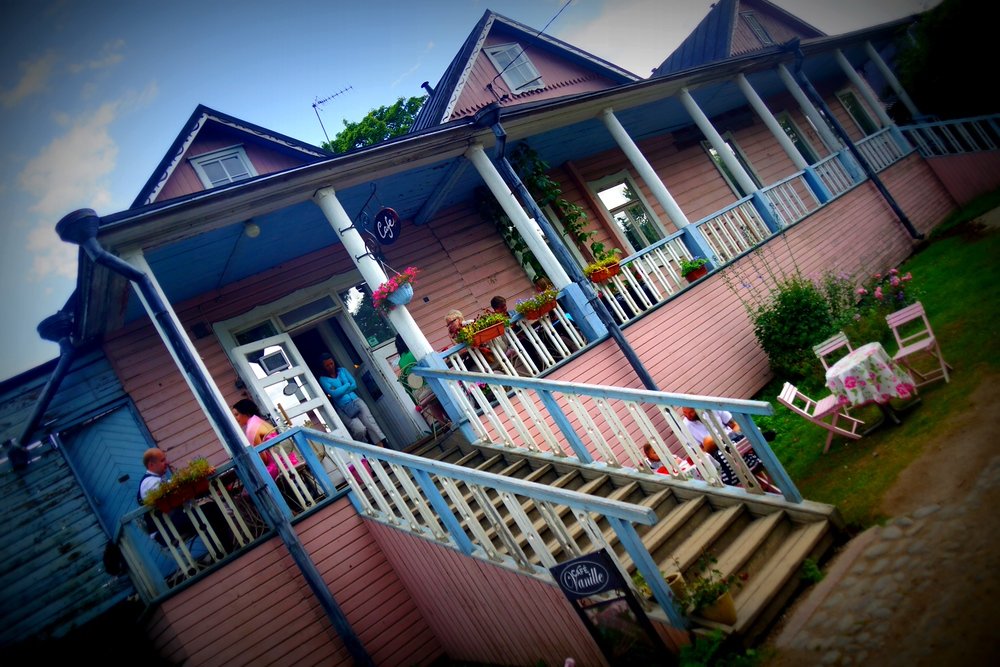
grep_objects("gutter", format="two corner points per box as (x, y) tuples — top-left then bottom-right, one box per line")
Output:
(56, 208), (375, 667)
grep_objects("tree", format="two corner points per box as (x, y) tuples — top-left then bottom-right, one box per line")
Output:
(323, 96), (426, 153)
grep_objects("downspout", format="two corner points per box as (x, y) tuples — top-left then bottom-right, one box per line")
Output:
(55, 209), (374, 667)
(477, 105), (660, 391)
(786, 39), (923, 240)
(8, 307), (77, 469)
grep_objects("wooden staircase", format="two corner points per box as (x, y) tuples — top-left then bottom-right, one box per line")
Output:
(405, 429), (844, 644)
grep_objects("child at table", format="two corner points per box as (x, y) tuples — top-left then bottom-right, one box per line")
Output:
(680, 407), (779, 493)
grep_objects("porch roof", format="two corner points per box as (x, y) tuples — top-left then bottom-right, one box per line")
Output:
(68, 21), (911, 341)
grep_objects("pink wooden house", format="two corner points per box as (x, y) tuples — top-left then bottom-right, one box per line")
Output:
(5, 2), (1000, 664)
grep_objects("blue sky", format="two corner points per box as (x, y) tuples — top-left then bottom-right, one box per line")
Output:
(0, 0), (935, 381)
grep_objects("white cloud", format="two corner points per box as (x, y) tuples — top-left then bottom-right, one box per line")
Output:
(0, 52), (58, 107)
(27, 224), (77, 280)
(68, 39), (126, 74)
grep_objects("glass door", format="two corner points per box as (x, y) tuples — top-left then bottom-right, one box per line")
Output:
(231, 333), (347, 438)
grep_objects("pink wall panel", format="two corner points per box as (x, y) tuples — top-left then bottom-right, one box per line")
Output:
(367, 519), (617, 666)
(147, 497), (443, 667)
(922, 152), (1000, 206)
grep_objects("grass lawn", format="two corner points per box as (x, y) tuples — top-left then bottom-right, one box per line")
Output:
(753, 191), (1000, 529)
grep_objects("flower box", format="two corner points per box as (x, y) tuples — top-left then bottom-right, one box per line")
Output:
(153, 477), (211, 513)
(684, 265), (708, 283)
(588, 262), (621, 283)
(524, 300), (557, 321)
(470, 322), (505, 346)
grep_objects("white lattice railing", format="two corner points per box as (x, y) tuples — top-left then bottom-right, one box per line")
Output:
(760, 172), (821, 227)
(812, 153), (855, 197)
(593, 232), (691, 324)
(692, 199), (771, 263)
(901, 114), (1000, 157)
(856, 128), (906, 172)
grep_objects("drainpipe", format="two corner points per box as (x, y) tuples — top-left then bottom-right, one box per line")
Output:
(476, 106), (660, 391)
(786, 40), (923, 240)
(55, 209), (374, 667)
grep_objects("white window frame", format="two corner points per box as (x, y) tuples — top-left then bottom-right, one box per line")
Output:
(836, 89), (879, 136)
(189, 144), (258, 189)
(776, 111), (818, 164)
(589, 172), (666, 255)
(701, 132), (762, 198)
(484, 43), (544, 95)
(740, 12), (774, 46)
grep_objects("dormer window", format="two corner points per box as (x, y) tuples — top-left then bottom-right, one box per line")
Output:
(484, 43), (544, 95)
(740, 12), (774, 46)
(189, 145), (257, 189)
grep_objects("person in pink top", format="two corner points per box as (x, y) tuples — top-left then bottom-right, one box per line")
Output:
(231, 398), (298, 478)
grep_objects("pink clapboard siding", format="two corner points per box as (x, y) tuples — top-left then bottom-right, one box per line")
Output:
(448, 28), (624, 122)
(920, 151), (1000, 206)
(147, 497), (443, 667)
(366, 519), (621, 666)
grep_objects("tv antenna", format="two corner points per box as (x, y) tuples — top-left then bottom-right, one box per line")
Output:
(312, 86), (353, 146)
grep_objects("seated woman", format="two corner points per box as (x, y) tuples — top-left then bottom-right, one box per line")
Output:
(231, 398), (298, 479)
(395, 334), (449, 427)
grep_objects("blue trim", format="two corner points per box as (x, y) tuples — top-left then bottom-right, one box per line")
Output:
(682, 225), (719, 266)
(558, 283), (606, 341)
(538, 390), (592, 463)
(412, 468), (474, 556)
(751, 191), (781, 233)
(609, 516), (687, 627)
(802, 166), (831, 203)
(730, 414), (801, 503)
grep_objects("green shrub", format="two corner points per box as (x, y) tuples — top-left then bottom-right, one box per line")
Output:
(750, 276), (833, 380)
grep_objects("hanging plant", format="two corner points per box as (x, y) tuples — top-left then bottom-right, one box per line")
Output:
(372, 266), (420, 313)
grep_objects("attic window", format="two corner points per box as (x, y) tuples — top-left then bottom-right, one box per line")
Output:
(189, 145), (257, 189)
(740, 12), (774, 46)
(484, 43), (544, 95)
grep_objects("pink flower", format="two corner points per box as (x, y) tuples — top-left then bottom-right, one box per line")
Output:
(874, 286), (884, 300)
(856, 287), (868, 295)
(896, 383), (912, 398)
(890, 276), (900, 287)
(874, 273), (882, 280)
(844, 376), (858, 389)
(890, 268), (899, 275)
(902, 272), (912, 281)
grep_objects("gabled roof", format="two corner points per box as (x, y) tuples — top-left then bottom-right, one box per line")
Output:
(653, 0), (825, 77)
(131, 104), (331, 208)
(411, 9), (639, 133)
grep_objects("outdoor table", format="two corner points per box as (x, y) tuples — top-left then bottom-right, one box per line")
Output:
(825, 341), (918, 430)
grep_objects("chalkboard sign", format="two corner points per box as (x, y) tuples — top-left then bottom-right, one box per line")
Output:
(373, 207), (400, 245)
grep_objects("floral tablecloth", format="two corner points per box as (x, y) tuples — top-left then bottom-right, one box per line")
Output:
(825, 342), (916, 407)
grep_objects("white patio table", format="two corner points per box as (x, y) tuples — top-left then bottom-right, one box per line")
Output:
(825, 341), (918, 430)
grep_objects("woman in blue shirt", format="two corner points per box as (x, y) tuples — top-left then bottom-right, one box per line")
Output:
(318, 353), (388, 448)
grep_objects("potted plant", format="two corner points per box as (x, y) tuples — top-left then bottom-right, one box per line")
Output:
(144, 457), (216, 513)
(456, 311), (511, 347)
(583, 248), (623, 283)
(677, 555), (746, 625)
(679, 256), (710, 283)
(514, 288), (559, 320)
(372, 266), (419, 312)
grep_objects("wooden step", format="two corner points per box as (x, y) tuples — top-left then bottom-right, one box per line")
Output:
(670, 503), (747, 571)
(714, 510), (788, 582)
(730, 520), (831, 642)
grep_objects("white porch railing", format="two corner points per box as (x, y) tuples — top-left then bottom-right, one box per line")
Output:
(901, 113), (1000, 157)
(593, 232), (691, 324)
(692, 198), (771, 263)
(442, 299), (586, 378)
(760, 172), (821, 227)
(856, 127), (906, 172)
(116, 436), (337, 601)
(812, 153), (855, 197)
(418, 367), (799, 503)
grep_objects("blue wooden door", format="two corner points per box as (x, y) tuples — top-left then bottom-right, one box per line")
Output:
(61, 404), (152, 536)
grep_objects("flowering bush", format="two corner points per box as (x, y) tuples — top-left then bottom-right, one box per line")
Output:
(514, 289), (558, 315)
(372, 267), (419, 313)
(824, 267), (917, 345)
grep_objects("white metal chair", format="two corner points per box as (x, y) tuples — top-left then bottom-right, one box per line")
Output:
(886, 301), (951, 387)
(813, 331), (853, 370)
(777, 382), (865, 453)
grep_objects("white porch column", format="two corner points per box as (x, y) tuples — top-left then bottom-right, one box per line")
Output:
(600, 108), (691, 228)
(465, 143), (572, 289)
(679, 87), (758, 195)
(864, 41), (921, 120)
(313, 186), (434, 359)
(779, 63), (843, 152)
(121, 248), (238, 455)
(736, 73), (808, 171)
(835, 49), (897, 130)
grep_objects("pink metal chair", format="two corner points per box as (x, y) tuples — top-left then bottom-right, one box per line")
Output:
(885, 301), (951, 387)
(812, 331), (853, 370)
(777, 382), (865, 453)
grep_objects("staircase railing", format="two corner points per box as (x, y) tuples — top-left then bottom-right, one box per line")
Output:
(415, 368), (800, 504)
(296, 428), (688, 627)
(856, 127), (906, 172)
